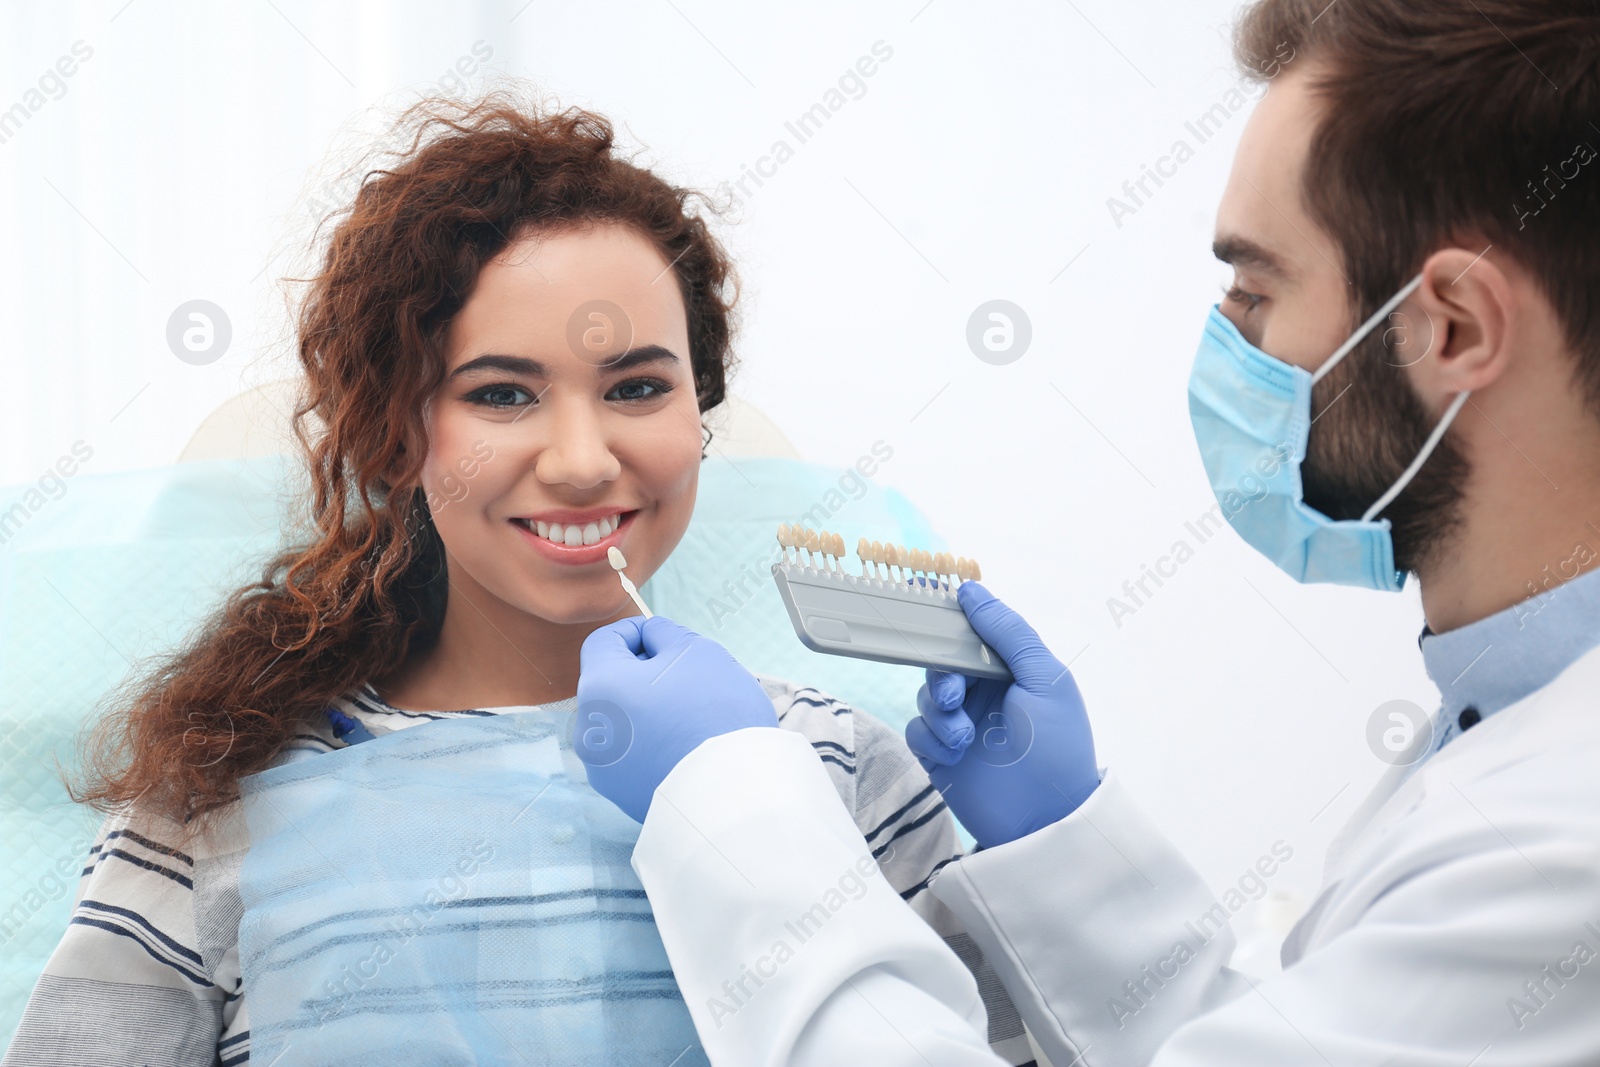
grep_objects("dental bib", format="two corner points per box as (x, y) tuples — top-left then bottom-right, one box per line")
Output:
(236, 708), (706, 1066)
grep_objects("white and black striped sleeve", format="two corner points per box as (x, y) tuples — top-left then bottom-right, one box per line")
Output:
(1, 805), (234, 1066)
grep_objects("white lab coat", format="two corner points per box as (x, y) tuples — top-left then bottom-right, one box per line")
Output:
(631, 641), (1600, 1066)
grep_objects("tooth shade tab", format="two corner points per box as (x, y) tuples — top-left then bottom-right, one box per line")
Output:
(802, 528), (846, 570)
(607, 543), (653, 619)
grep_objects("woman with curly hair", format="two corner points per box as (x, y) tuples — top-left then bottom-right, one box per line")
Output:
(2, 90), (1031, 1066)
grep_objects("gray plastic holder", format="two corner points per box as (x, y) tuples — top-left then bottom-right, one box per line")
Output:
(770, 560), (1013, 681)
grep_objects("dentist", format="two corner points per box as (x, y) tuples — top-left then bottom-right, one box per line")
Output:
(574, 0), (1600, 1063)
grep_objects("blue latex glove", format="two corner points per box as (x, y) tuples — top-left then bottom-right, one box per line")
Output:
(573, 614), (779, 823)
(904, 581), (1099, 849)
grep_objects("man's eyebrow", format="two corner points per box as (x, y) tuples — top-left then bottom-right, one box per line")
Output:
(1212, 235), (1292, 281)
(448, 344), (681, 380)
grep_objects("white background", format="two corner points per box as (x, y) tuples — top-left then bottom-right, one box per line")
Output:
(0, 0), (1443, 961)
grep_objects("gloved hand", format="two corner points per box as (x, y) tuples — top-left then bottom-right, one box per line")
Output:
(904, 581), (1099, 849)
(574, 614), (779, 823)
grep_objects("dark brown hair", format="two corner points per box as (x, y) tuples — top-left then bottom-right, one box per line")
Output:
(65, 88), (739, 848)
(1235, 0), (1600, 408)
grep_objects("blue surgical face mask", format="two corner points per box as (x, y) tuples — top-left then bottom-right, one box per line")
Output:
(1187, 274), (1471, 592)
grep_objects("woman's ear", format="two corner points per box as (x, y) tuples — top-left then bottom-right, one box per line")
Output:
(379, 445), (413, 493)
(1412, 244), (1516, 407)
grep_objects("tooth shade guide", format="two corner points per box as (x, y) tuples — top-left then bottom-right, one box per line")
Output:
(768, 535), (1011, 682)
(769, 523), (983, 596)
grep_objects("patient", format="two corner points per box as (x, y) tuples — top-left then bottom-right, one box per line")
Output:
(2, 91), (1031, 1066)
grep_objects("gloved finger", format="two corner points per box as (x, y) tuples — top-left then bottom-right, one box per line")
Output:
(579, 616), (649, 674)
(906, 714), (968, 768)
(925, 667), (968, 710)
(916, 681), (974, 751)
(956, 581), (1069, 692)
(637, 614), (698, 658)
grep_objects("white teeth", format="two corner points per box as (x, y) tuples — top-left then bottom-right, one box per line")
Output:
(522, 513), (625, 545)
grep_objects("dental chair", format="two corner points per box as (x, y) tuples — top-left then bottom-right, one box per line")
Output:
(0, 378), (952, 1051)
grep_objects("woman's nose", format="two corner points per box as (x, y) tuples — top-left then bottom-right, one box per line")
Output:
(534, 401), (622, 489)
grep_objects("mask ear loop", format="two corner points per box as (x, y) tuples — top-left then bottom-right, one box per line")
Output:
(1311, 273), (1426, 385)
(1361, 389), (1471, 522)
(1302, 272), (1466, 522)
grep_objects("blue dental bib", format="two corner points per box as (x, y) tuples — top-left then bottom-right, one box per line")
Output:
(236, 709), (706, 1066)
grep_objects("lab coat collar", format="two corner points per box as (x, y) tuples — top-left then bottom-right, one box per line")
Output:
(1291, 637), (1600, 967)
(1324, 559), (1600, 875)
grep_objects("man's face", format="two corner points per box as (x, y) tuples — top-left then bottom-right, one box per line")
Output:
(1212, 62), (1467, 573)
(1213, 63), (1354, 363)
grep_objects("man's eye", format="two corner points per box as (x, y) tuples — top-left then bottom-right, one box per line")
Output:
(1223, 283), (1265, 312)
(607, 377), (673, 403)
(466, 383), (535, 409)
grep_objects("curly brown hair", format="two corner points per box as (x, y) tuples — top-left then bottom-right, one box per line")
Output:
(64, 87), (740, 849)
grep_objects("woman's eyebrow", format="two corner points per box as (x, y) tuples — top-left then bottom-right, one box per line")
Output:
(450, 353), (546, 380)
(448, 345), (680, 380)
(590, 344), (681, 374)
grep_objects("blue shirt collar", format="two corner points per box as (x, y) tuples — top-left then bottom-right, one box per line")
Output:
(1421, 561), (1600, 751)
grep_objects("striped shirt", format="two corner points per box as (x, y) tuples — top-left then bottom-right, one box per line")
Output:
(2, 676), (1031, 1066)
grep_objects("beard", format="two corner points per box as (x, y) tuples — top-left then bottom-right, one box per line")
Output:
(1301, 324), (1470, 577)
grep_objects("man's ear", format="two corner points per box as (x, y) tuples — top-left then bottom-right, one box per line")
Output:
(1409, 244), (1516, 407)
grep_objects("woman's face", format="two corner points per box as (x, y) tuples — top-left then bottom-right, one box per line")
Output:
(419, 222), (703, 626)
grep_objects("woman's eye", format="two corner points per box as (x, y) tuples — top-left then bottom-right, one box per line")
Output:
(466, 383), (535, 409)
(607, 377), (673, 403)
(1223, 283), (1265, 312)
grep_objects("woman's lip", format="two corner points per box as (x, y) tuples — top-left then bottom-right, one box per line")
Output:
(509, 510), (635, 566)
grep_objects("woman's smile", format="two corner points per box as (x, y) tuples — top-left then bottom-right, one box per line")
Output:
(509, 507), (641, 566)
